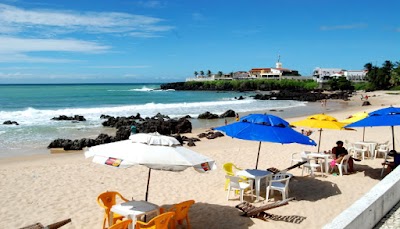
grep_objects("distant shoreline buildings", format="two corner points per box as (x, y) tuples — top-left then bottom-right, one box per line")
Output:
(186, 58), (367, 84)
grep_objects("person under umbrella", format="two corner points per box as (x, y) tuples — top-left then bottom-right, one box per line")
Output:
(214, 113), (316, 169)
(345, 106), (400, 150)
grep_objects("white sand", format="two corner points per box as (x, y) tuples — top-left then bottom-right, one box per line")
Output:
(1, 91), (399, 229)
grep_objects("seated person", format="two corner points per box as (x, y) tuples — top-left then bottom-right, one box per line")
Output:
(382, 150), (400, 174)
(332, 140), (358, 173)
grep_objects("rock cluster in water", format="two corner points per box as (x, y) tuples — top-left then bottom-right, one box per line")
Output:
(253, 90), (351, 102)
(51, 115), (86, 121)
(47, 113), (193, 150)
(3, 120), (19, 125)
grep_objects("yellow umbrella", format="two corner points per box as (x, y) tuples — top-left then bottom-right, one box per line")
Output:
(291, 113), (348, 152)
(340, 111), (368, 141)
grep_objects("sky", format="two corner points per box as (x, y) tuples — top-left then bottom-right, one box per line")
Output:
(0, 0), (399, 84)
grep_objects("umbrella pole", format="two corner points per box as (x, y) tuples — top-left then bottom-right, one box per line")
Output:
(362, 127), (365, 141)
(317, 128), (322, 152)
(392, 126), (395, 150)
(255, 142), (262, 169)
(145, 168), (151, 202)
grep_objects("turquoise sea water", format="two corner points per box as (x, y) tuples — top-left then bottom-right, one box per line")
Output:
(0, 83), (311, 157)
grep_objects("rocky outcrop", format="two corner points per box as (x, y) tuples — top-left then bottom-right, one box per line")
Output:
(3, 120), (19, 125)
(48, 113), (193, 150)
(198, 111), (219, 119)
(51, 115), (86, 121)
(219, 110), (236, 118)
(253, 90), (351, 102)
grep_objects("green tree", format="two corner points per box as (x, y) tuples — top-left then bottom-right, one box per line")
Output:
(199, 70), (204, 77)
(194, 71), (198, 77)
(207, 70), (212, 77)
(217, 71), (223, 77)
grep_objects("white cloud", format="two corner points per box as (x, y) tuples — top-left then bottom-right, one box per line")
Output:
(0, 3), (173, 37)
(320, 23), (367, 31)
(0, 36), (110, 54)
(192, 13), (205, 21)
(0, 36), (110, 63)
(0, 72), (33, 78)
(136, 1), (165, 8)
(86, 65), (150, 69)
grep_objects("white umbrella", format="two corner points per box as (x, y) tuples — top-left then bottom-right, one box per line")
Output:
(85, 132), (216, 201)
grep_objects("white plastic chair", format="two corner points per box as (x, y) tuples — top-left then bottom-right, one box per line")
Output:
(352, 143), (369, 160)
(330, 154), (351, 176)
(300, 152), (323, 177)
(225, 175), (254, 202)
(290, 152), (305, 166)
(375, 143), (389, 159)
(265, 173), (292, 201)
(381, 151), (392, 177)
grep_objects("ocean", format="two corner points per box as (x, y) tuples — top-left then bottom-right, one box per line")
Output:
(0, 83), (332, 158)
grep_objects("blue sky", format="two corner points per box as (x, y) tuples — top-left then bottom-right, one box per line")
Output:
(0, 0), (399, 84)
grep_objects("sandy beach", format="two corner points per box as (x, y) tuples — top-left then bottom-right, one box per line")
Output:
(1, 90), (399, 229)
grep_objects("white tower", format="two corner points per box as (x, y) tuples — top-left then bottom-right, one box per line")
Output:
(276, 55), (282, 68)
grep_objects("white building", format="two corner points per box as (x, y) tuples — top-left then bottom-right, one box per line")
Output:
(312, 67), (367, 83)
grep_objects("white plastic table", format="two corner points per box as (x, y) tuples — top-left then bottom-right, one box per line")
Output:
(355, 141), (378, 158)
(307, 153), (332, 173)
(236, 169), (273, 201)
(110, 200), (160, 229)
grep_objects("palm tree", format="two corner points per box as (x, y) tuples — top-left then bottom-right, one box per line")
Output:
(217, 71), (223, 77)
(200, 70), (204, 78)
(207, 70), (212, 77)
(194, 71), (198, 78)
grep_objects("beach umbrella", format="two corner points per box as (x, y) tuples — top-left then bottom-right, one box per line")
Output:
(290, 113), (349, 152)
(340, 111), (368, 141)
(345, 107), (400, 150)
(85, 132), (216, 201)
(214, 114), (316, 169)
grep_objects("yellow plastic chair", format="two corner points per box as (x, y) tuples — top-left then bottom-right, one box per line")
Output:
(161, 200), (195, 229)
(223, 162), (247, 190)
(135, 212), (175, 229)
(97, 191), (130, 229)
(110, 219), (133, 229)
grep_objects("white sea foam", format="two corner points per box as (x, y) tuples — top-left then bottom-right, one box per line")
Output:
(0, 99), (305, 127)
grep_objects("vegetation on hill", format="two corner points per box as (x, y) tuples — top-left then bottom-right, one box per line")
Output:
(162, 60), (400, 92)
(161, 79), (318, 91)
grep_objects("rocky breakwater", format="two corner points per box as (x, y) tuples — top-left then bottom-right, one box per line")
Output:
(253, 90), (352, 102)
(47, 113), (193, 151)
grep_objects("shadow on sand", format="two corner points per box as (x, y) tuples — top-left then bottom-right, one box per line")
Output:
(289, 176), (342, 202)
(161, 202), (255, 229)
(355, 164), (385, 180)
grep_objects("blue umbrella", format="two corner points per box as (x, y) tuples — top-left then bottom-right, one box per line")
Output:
(214, 114), (316, 169)
(345, 107), (400, 150)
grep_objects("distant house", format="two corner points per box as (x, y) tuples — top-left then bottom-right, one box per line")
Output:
(312, 67), (367, 83)
(249, 61), (302, 79)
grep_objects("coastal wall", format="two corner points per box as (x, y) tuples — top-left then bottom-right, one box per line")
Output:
(323, 166), (400, 229)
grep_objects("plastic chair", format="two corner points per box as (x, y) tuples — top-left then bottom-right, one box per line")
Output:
(381, 151), (392, 177)
(375, 143), (389, 159)
(290, 152), (304, 166)
(353, 143), (369, 160)
(110, 219), (133, 229)
(330, 154), (351, 176)
(225, 175), (254, 202)
(223, 162), (247, 190)
(265, 173), (292, 201)
(135, 212), (175, 229)
(97, 191), (129, 229)
(300, 152), (323, 177)
(162, 200), (195, 229)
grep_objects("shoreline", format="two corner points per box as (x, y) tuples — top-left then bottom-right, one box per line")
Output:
(0, 97), (354, 159)
(1, 90), (400, 229)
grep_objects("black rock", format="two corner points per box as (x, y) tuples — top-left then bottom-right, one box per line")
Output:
(198, 111), (219, 119)
(219, 110), (236, 118)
